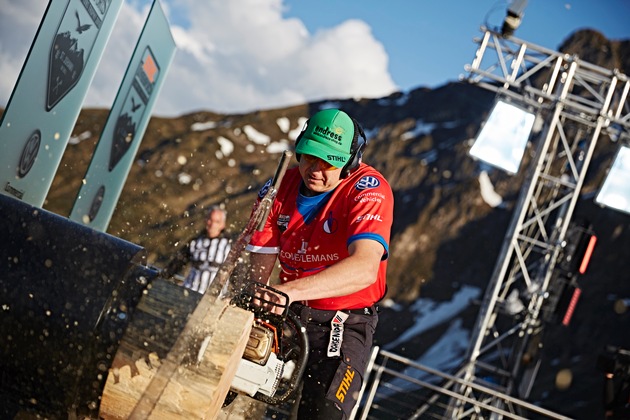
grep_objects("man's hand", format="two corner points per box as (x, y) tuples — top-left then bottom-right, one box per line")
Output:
(253, 287), (289, 315)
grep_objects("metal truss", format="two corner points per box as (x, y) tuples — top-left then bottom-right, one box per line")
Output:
(351, 347), (572, 420)
(448, 27), (630, 416)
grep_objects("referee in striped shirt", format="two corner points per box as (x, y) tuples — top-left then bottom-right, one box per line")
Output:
(163, 205), (232, 294)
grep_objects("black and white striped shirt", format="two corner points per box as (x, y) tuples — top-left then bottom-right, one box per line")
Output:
(164, 232), (232, 294)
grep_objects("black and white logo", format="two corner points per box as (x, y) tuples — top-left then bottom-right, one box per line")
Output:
(17, 130), (41, 178)
(88, 185), (106, 222)
(47, 1), (113, 110)
(327, 311), (349, 357)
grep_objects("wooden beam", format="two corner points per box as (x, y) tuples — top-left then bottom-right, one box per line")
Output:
(99, 279), (253, 419)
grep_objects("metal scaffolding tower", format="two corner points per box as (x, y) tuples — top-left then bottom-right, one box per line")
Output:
(447, 27), (630, 417)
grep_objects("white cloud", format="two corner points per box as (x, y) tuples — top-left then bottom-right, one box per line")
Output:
(0, 0), (397, 117)
(0, 0), (47, 102)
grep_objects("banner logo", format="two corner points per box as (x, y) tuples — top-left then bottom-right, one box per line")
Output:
(17, 130), (42, 178)
(87, 185), (106, 222)
(47, 0), (113, 110)
(4, 183), (24, 200)
(110, 47), (160, 170)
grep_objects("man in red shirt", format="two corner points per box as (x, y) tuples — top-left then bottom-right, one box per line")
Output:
(247, 108), (394, 419)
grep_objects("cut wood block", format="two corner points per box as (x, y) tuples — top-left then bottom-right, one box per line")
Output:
(99, 279), (253, 419)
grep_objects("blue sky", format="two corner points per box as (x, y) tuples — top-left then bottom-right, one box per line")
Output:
(1, 0), (629, 117)
(283, 0), (630, 92)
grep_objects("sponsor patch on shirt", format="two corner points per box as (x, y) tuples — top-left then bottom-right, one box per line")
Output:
(323, 211), (338, 234)
(356, 213), (383, 222)
(327, 311), (349, 357)
(277, 214), (290, 231)
(355, 176), (380, 191)
(354, 191), (386, 203)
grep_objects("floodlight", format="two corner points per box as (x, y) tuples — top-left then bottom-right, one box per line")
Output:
(502, 0), (528, 37)
(469, 100), (536, 175)
(596, 145), (630, 215)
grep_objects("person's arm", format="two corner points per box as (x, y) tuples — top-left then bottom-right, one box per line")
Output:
(249, 252), (278, 285)
(274, 238), (383, 304)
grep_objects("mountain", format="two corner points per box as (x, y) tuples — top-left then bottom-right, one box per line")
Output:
(11, 29), (630, 419)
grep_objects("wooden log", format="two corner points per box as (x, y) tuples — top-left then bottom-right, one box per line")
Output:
(99, 278), (253, 419)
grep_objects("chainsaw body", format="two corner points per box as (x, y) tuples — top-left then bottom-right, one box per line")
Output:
(227, 282), (309, 406)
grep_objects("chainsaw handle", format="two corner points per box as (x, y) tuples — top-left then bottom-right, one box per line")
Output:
(256, 150), (292, 231)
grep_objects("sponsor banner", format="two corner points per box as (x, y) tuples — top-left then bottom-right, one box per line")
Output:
(69, 0), (176, 231)
(0, 0), (124, 207)
(327, 311), (349, 357)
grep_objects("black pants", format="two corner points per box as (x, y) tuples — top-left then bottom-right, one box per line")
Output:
(291, 303), (378, 420)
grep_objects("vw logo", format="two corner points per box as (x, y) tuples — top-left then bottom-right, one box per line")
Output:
(17, 130), (41, 178)
(355, 176), (380, 190)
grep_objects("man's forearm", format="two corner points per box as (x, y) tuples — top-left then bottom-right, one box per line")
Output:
(248, 252), (277, 284)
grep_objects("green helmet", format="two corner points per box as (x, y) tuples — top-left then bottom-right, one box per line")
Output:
(295, 109), (356, 168)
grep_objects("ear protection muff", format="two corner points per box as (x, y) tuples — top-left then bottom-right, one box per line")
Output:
(294, 120), (308, 160)
(340, 118), (367, 179)
(294, 115), (368, 179)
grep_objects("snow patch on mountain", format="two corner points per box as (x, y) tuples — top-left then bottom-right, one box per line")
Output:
(243, 125), (270, 145)
(384, 285), (480, 350)
(479, 170), (503, 208)
(191, 121), (217, 131)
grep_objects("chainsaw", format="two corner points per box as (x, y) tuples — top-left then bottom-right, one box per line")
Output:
(129, 151), (297, 416)
(224, 280), (309, 407)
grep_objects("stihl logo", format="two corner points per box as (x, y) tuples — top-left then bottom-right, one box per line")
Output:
(327, 154), (346, 162)
(335, 365), (355, 403)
